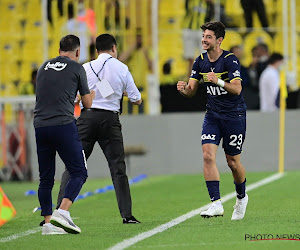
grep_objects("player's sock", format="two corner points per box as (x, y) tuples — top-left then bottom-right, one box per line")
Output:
(234, 178), (246, 199)
(206, 181), (220, 202)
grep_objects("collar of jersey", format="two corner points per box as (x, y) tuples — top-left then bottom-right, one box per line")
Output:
(97, 52), (113, 61)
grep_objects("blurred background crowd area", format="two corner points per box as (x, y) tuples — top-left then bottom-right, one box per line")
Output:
(0, 0), (300, 114)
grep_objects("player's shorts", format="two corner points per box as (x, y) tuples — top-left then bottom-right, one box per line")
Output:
(35, 121), (88, 181)
(201, 113), (246, 156)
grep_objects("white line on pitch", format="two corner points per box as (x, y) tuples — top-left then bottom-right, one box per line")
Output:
(108, 172), (285, 250)
(0, 227), (41, 243)
(0, 217), (81, 243)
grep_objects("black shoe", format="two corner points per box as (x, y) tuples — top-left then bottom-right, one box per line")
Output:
(123, 216), (141, 224)
(39, 220), (45, 226)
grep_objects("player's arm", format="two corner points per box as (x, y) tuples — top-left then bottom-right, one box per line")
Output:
(125, 71), (142, 105)
(177, 56), (202, 97)
(81, 90), (95, 108)
(224, 79), (242, 95)
(177, 78), (200, 97)
(79, 66), (95, 108)
(207, 72), (242, 95)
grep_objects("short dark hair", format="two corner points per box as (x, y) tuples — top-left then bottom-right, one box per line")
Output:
(201, 21), (226, 39)
(268, 53), (284, 65)
(59, 34), (80, 52)
(96, 34), (117, 52)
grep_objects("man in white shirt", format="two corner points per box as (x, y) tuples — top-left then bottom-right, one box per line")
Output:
(259, 53), (284, 112)
(56, 34), (142, 224)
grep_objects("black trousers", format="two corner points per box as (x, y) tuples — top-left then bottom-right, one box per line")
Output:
(56, 109), (132, 218)
(240, 0), (269, 28)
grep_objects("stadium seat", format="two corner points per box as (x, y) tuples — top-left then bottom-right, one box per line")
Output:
(159, 0), (185, 16)
(19, 61), (40, 84)
(159, 16), (183, 31)
(24, 0), (42, 20)
(224, 0), (244, 28)
(0, 65), (19, 83)
(0, 40), (21, 63)
(221, 30), (243, 51)
(24, 20), (43, 38)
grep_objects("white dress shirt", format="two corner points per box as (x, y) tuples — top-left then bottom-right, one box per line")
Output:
(259, 65), (280, 112)
(81, 53), (141, 112)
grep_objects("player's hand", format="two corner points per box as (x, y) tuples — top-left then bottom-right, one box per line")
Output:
(207, 72), (218, 84)
(177, 81), (187, 92)
(90, 90), (96, 101)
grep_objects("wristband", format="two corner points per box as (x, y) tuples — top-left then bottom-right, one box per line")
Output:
(217, 79), (225, 88)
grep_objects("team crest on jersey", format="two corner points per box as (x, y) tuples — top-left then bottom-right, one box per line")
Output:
(201, 134), (216, 140)
(44, 62), (67, 71)
(232, 70), (240, 77)
(191, 70), (196, 76)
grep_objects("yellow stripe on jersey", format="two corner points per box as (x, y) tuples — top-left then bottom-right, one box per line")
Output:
(190, 78), (200, 82)
(224, 53), (235, 58)
(230, 77), (242, 82)
(199, 71), (228, 75)
(200, 72), (228, 82)
(200, 53), (203, 60)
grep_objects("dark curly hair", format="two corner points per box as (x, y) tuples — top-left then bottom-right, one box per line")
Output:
(201, 21), (226, 39)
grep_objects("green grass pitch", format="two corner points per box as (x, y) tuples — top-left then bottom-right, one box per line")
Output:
(0, 171), (299, 249)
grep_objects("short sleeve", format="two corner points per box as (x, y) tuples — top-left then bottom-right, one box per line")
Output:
(190, 57), (202, 82)
(225, 54), (242, 82)
(78, 65), (90, 96)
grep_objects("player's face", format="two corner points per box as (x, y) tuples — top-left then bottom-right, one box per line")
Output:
(202, 30), (218, 51)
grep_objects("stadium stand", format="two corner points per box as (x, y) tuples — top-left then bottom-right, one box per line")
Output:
(224, 0), (245, 28)
(243, 30), (273, 66)
(220, 30), (243, 51)
(158, 0), (186, 79)
(0, 0), (299, 107)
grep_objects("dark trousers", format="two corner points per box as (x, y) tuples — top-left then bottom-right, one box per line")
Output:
(57, 109), (132, 218)
(35, 121), (88, 216)
(241, 0), (269, 28)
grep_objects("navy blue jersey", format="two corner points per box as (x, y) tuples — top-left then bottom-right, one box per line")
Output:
(34, 56), (90, 128)
(190, 51), (247, 119)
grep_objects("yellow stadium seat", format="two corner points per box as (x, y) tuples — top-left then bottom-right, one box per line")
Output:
(0, 40), (21, 63)
(159, 0), (185, 16)
(21, 40), (44, 64)
(24, 0), (42, 20)
(2, 82), (19, 96)
(159, 16), (183, 31)
(221, 30), (243, 51)
(20, 62), (39, 83)
(224, 0), (244, 27)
